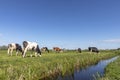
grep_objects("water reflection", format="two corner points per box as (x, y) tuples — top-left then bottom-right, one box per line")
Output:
(58, 56), (118, 80)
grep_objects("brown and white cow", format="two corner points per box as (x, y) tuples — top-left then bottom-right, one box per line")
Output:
(53, 47), (63, 53)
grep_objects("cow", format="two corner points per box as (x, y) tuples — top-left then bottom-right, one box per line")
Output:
(7, 43), (23, 56)
(117, 48), (120, 50)
(22, 41), (41, 57)
(41, 47), (49, 53)
(77, 48), (82, 53)
(53, 47), (62, 53)
(88, 47), (99, 53)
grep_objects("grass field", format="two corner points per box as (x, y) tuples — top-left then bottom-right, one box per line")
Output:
(100, 56), (120, 80)
(0, 50), (119, 80)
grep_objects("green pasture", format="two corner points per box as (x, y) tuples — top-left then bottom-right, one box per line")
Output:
(0, 50), (119, 80)
(100, 56), (120, 80)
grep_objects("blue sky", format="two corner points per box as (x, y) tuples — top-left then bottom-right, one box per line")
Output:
(0, 0), (120, 49)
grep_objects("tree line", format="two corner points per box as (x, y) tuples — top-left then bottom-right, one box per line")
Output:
(0, 45), (8, 50)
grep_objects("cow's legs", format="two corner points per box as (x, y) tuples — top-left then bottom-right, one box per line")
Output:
(7, 48), (10, 55)
(37, 53), (41, 57)
(10, 49), (13, 56)
(30, 50), (34, 57)
(90, 49), (92, 54)
(23, 48), (28, 58)
(35, 52), (37, 57)
(16, 51), (18, 56)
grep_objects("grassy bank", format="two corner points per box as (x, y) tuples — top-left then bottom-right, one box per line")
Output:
(0, 50), (119, 80)
(100, 56), (120, 80)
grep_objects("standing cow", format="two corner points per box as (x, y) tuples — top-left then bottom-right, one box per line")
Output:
(88, 47), (99, 53)
(8, 43), (23, 56)
(53, 47), (63, 53)
(22, 41), (41, 57)
(77, 48), (82, 53)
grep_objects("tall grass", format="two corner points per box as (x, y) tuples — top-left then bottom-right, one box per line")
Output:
(100, 56), (120, 80)
(0, 50), (119, 80)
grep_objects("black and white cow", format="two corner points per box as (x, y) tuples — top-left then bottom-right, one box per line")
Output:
(88, 47), (99, 53)
(8, 43), (23, 56)
(22, 41), (41, 57)
(41, 47), (49, 53)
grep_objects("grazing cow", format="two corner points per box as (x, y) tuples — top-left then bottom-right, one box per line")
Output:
(7, 43), (23, 56)
(53, 47), (62, 53)
(41, 47), (49, 53)
(22, 41), (41, 57)
(117, 48), (120, 50)
(88, 47), (99, 53)
(77, 48), (81, 53)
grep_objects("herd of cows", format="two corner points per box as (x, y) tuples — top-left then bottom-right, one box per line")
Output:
(7, 41), (99, 58)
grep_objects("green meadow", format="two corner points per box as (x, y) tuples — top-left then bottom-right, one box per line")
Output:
(0, 50), (119, 80)
(100, 56), (120, 80)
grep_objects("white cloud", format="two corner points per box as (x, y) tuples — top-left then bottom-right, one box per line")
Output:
(102, 39), (120, 43)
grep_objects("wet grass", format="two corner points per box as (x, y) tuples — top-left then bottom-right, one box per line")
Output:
(0, 50), (119, 80)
